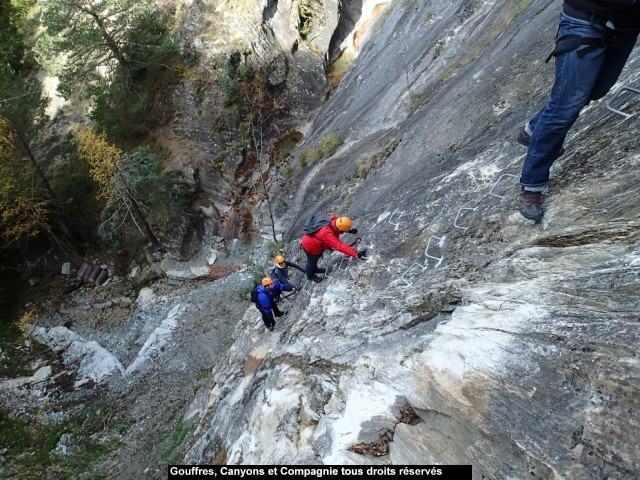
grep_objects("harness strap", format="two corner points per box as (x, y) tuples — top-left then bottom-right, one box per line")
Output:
(545, 34), (618, 63)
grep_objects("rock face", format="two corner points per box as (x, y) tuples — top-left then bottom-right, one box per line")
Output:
(7, 0), (635, 477)
(182, 0), (640, 476)
(158, 0), (377, 244)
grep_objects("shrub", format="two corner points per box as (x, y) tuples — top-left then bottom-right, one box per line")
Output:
(296, 132), (344, 169)
(317, 132), (343, 157)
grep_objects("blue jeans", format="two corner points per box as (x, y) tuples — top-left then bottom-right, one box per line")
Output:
(520, 13), (638, 191)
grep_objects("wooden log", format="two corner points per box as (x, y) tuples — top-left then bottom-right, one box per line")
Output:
(88, 266), (101, 283)
(96, 269), (109, 285)
(77, 263), (89, 281)
(81, 264), (93, 283)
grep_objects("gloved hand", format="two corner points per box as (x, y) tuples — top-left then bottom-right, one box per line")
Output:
(349, 228), (358, 234)
(357, 249), (367, 259)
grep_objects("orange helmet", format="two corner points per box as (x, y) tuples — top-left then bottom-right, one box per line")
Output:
(335, 216), (352, 232)
(261, 277), (273, 286)
(275, 255), (285, 266)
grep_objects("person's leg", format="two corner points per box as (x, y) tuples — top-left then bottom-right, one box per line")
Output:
(304, 250), (321, 280)
(273, 304), (283, 317)
(521, 14), (611, 192)
(261, 311), (275, 330)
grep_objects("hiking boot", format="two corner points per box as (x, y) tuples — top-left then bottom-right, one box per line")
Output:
(518, 188), (544, 221)
(516, 126), (565, 156)
(516, 126), (530, 147)
(309, 276), (323, 283)
(316, 268), (326, 274)
(267, 325), (275, 332)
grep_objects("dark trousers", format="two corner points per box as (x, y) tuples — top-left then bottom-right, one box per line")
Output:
(303, 248), (323, 280)
(260, 304), (283, 328)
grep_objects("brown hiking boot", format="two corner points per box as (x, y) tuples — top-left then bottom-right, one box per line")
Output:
(518, 188), (544, 221)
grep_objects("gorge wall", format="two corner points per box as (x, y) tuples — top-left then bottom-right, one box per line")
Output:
(182, 0), (640, 476)
(5, 1), (637, 478)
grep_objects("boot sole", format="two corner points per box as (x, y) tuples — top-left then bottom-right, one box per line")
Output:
(518, 207), (544, 221)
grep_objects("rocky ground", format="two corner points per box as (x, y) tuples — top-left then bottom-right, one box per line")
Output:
(0, 248), (260, 479)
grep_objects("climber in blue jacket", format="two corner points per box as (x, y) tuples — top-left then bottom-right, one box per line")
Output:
(255, 277), (295, 331)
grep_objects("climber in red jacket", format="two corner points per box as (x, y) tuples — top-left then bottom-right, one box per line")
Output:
(301, 215), (367, 283)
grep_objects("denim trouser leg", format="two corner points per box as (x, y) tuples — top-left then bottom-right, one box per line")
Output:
(521, 13), (638, 191)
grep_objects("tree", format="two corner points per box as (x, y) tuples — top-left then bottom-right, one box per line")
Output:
(0, 0), (25, 72)
(0, 117), (50, 244)
(36, 0), (155, 97)
(240, 74), (283, 243)
(0, 64), (53, 191)
(0, 0), (86, 263)
(76, 129), (162, 248)
(215, 56), (285, 241)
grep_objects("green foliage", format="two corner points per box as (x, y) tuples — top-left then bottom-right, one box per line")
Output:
(283, 165), (294, 181)
(0, 64), (48, 141)
(239, 258), (266, 301)
(238, 284), (254, 302)
(77, 130), (190, 248)
(297, 132), (344, 169)
(0, 0), (25, 71)
(35, 0), (180, 144)
(298, 0), (323, 39)
(96, 148), (190, 246)
(157, 416), (195, 464)
(50, 134), (104, 240)
(266, 240), (288, 259)
(114, 418), (136, 435)
(214, 52), (252, 106)
(87, 7), (180, 144)
(0, 66), (50, 247)
(0, 117), (52, 244)
(90, 82), (156, 144)
(317, 132), (344, 157)
(0, 402), (122, 479)
(36, 0), (152, 95)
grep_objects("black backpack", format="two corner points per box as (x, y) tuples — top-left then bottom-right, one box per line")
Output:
(303, 215), (331, 235)
(250, 285), (260, 305)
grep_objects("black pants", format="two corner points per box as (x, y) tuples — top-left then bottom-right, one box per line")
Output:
(260, 304), (283, 328)
(303, 248), (323, 280)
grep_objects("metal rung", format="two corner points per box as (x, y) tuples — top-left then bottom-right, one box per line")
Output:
(400, 262), (429, 286)
(489, 173), (518, 199)
(605, 86), (640, 121)
(389, 209), (404, 231)
(454, 207), (477, 231)
(338, 257), (350, 272)
(424, 236), (445, 267)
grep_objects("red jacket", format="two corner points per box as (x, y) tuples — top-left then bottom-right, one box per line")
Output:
(301, 216), (357, 257)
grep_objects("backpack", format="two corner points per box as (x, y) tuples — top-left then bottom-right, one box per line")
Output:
(250, 285), (260, 305)
(303, 215), (331, 235)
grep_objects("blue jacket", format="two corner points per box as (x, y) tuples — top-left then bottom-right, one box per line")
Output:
(270, 260), (304, 286)
(256, 281), (293, 316)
